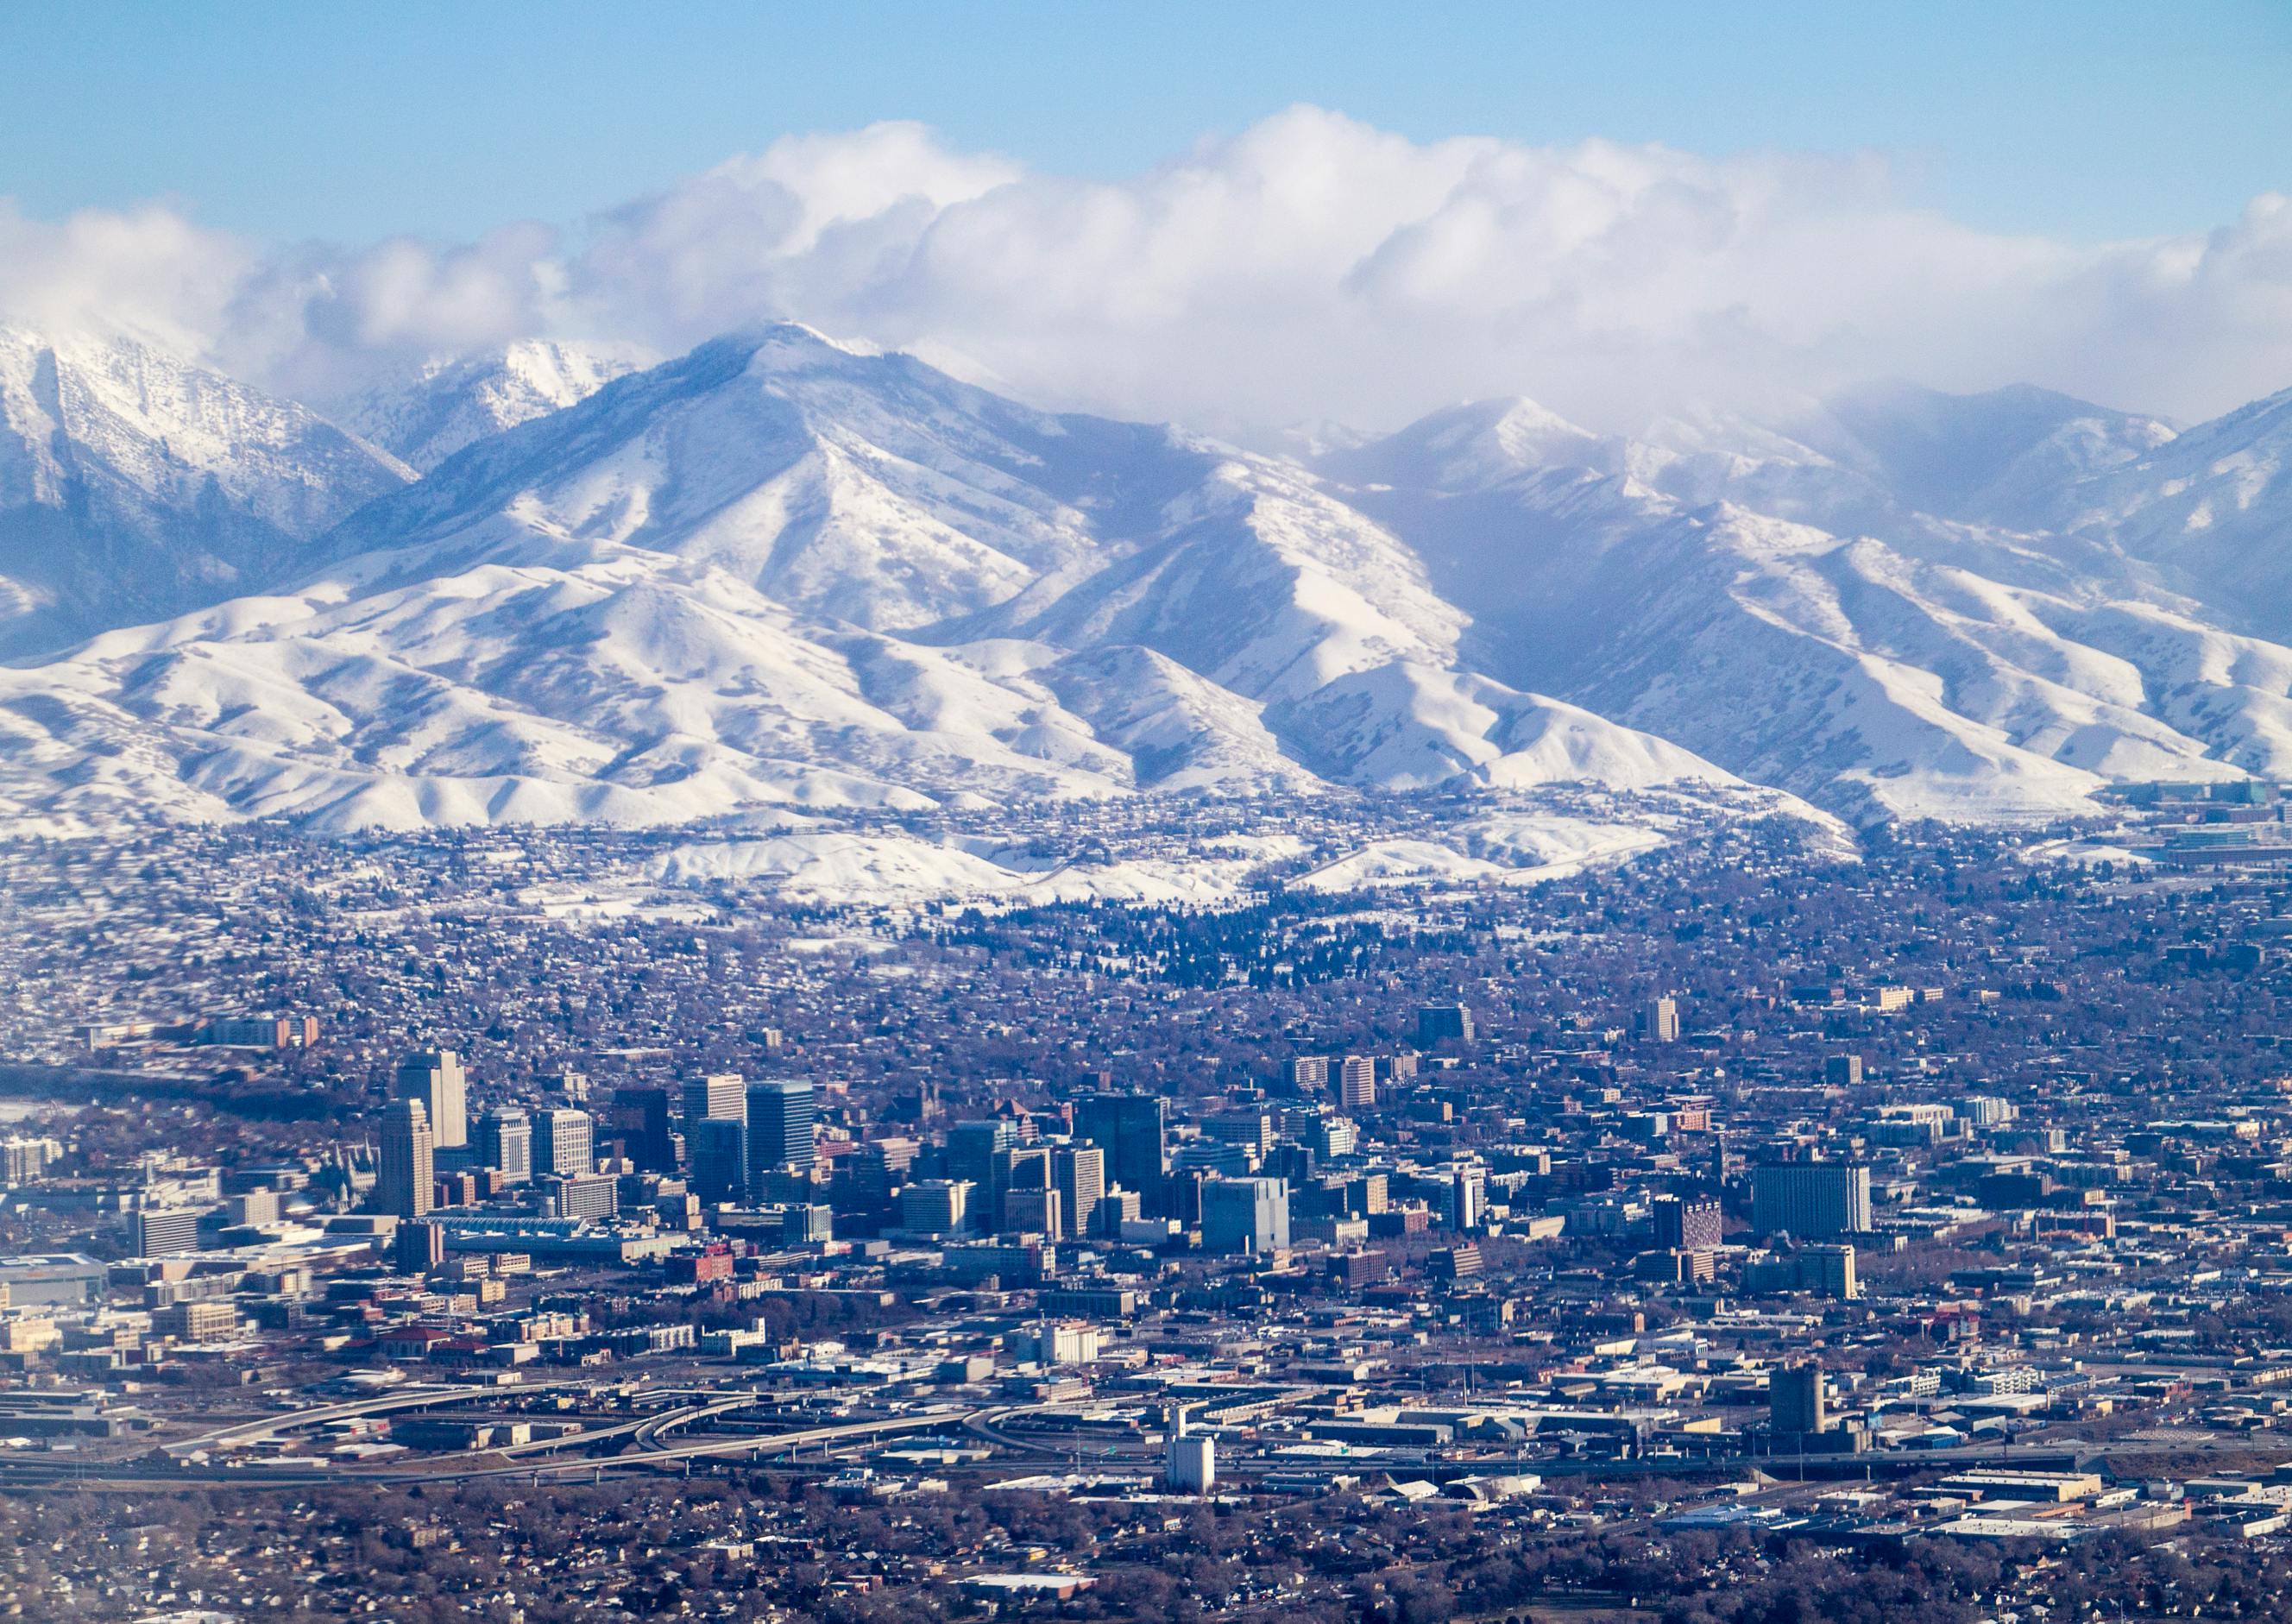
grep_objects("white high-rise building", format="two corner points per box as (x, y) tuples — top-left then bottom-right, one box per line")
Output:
(683, 1073), (746, 1125)
(1165, 1406), (1215, 1493)
(533, 1108), (595, 1179)
(476, 1107), (532, 1184)
(395, 1050), (468, 1150)
(1451, 1166), (1486, 1232)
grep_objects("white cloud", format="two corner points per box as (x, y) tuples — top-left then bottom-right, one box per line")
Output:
(4, 107), (2291, 433)
(0, 198), (255, 356)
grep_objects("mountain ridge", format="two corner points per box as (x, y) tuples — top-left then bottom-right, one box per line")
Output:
(2, 318), (2289, 841)
(0, 325), (412, 659)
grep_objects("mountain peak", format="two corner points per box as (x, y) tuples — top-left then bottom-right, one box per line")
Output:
(1319, 394), (1609, 490)
(734, 319), (877, 360)
(0, 324), (412, 658)
(334, 336), (654, 473)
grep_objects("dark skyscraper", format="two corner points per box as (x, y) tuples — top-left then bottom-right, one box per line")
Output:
(1075, 1094), (1164, 1214)
(1751, 1160), (1873, 1239)
(1770, 1363), (1827, 1437)
(611, 1086), (677, 1173)
(689, 1116), (748, 1205)
(1652, 1193), (1723, 1252)
(947, 1119), (1017, 1226)
(1415, 1004), (1474, 1046)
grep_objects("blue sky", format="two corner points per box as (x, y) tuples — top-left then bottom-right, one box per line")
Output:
(3, 0), (2287, 246)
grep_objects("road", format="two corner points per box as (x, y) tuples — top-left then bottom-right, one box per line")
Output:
(0, 1393), (1021, 1491)
(11, 1386), (2218, 1496)
(162, 1380), (580, 1458)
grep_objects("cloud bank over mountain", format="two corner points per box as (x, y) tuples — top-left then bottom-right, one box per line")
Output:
(4, 107), (2291, 435)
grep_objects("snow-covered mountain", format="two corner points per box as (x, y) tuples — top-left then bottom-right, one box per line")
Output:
(2047, 386), (2292, 639)
(2, 320), (2289, 839)
(0, 326), (412, 658)
(1322, 388), (2292, 823)
(1634, 382), (2177, 537)
(334, 339), (651, 473)
(0, 326), (1729, 834)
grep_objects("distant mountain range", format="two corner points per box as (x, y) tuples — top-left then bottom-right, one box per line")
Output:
(3, 319), (2290, 835)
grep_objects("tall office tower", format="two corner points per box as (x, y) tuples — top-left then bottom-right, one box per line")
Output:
(1823, 1054), (1864, 1087)
(395, 1050), (468, 1150)
(783, 1203), (834, 1244)
(475, 1107), (532, 1185)
(1750, 1160), (1873, 1239)
(223, 1189), (279, 1227)
(683, 1072), (746, 1126)
(134, 1205), (204, 1256)
(1770, 1362), (1827, 1436)
(900, 1178), (970, 1237)
(689, 1117), (749, 1205)
(394, 1219), (444, 1275)
(1652, 1193), (1724, 1252)
(744, 1080), (817, 1187)
(1961, 1096), (2015, 1129)
(1075, 1094), (1166, 1213)
(533, 1108), (594, 1179)
(377, 1098), (436, 1220)
(1805, 1243), (1859, 1300)
(1302, 1113), (1358, 1160)
(1205, 1108), (1275, 1159)
(947, 1118), (1017, 1219)
(1288, 1056), (1332, 1092)
(1170, 1138), (1256, 1179)
(1450, 1166), (1487, 1232)
(1093, 1187), (1141, 1237)
(1004, 1142), (1051, 1192)
(1052, 1144), (1105, 1242)
(536, 1172), (618, 1220)
(1164, 1168), (1209, 1227)
(1338, 1055), (1378, 1113)
(1200, 1176), (1290, 1255)
(1647, 996), (1681, 1044)
(1416, 1004), (1474, 1046)
(988, 1144), (1053, 1234)
(611, 1086), (677, 1173)
(837, 1136), (916, 1207)
(1003, 1186), (1061, 1237)
(1269, 1141), (1316, 1187)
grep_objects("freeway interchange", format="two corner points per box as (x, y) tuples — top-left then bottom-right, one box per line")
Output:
(3, 1373), (2213, 1497)
(0, 1379), (1030, 1490)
